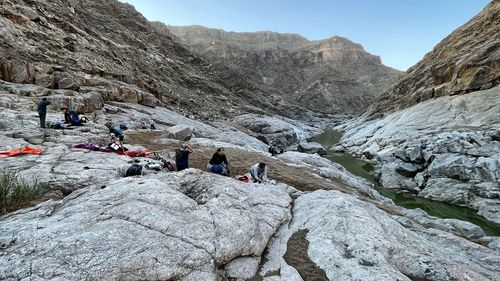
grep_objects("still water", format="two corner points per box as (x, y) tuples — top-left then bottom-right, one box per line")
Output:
(313, 130), (500, 236)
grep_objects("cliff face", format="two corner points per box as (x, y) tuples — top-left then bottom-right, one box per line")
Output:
(0, 0), (291, 119)
(168, 25), (402, 114)
(366, 0), (500, 118)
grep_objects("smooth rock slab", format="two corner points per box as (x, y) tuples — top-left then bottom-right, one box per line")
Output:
(258, 190), (500, 281)
(0, 170), (291, 281)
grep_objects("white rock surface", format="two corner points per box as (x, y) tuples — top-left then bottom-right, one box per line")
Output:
(0, 170), (291, 281)
(336, 88), (500, 223)
(258, 190), (500, 281)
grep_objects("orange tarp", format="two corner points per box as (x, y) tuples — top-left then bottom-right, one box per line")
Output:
(0, 145), (43, 158)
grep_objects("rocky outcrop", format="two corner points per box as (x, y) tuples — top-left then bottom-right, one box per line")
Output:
(168, 25), (402, 114)
(0, 0), (298, 120)
(233, 113), (322, 148)
(256, 190), (500, 280)
(366, 0), (500, 118)
(337, 87), (500, 223)
(335, 0), (500, 224)
(0, 170), (292, 280)
(297, 142), (327, 155)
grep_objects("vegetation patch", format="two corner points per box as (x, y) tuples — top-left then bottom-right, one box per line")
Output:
(0, 169), (50, 215)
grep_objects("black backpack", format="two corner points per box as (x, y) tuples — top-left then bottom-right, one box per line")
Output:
(125, 164), (142, 177)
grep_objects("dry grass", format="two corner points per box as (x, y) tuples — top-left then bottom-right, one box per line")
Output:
(0, 169), (50, 215)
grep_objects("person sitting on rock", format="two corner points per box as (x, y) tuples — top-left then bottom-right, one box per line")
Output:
(107, 123), (126, 152)
(250, 162), (269, 183)
(175, 143), (193, 172)
(68, 108), (82, 126)
(208, 147), (230, 176)
(62, 107), (71, 124)
(37, 98), (51, 128)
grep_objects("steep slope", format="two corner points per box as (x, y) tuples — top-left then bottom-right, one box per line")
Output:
(366, 0), (500, 118)
(0, 0), (290, 119)
(168, 25), (402, 114)
(336, 1), (500, 223)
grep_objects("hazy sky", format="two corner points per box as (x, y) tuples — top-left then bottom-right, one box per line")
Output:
(120, 0), (490, 71)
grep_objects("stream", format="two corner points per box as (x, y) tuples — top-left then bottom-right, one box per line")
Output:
(313, 130), (500, 236)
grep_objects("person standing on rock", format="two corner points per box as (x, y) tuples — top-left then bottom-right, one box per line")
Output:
(250, 162), (269, 183)
(208, 147), (230, 176)
(37, 98), (51, 128)
(175, 143), (193, 171)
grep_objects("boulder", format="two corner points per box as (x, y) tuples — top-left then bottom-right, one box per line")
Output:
(419, 178), (472, 205)
(54, 72), (80, 91)
(163, 125), (193, 141)
(34, 74), (54, 88)
(426, 154), (475, 181)
(331, 144), (345, 152)
(395, 162), (419, 177)
(406, 143), (422, 162)
(297, 142), (326, 155)
(0, 59), (35, 83)
(400, 179), (419, 192)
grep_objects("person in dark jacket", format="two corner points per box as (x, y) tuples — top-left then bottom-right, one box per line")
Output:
(62, 107), (71, 124)
(175, 143), (193, 172)
(208, 147), (230, 176)
(37, 98), (51, 128)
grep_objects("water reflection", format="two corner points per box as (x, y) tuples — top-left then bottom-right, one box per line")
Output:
(313, 130), (500, 236)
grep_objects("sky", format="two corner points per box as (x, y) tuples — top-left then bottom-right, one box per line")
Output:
(120, 0), (490, 71)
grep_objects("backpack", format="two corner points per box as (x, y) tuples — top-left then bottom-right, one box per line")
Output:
(125, 164), (142, 177)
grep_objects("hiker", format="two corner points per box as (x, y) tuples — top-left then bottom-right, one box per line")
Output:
(208, 147), (230, 176)
(62, 107), (71, 124)
(37, 98), (51, 128)
(69, 108), (82, 126)
(107, 123), (126, 151)
(250, 162), (269, 183)
(175, 143), (193, 171)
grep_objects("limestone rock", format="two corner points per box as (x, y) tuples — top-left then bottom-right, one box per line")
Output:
(366, 1), (500, 117)
(168, 25), (401, 115)
(297, 142), (326, 155)
(163, 125), (193, 141)
(258, 190), (500, 281)
(0, 171), (291, 280)
(0, 59), (35, 83)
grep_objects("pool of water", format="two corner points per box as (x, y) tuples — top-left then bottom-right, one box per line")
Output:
(313, 130), (500, 236)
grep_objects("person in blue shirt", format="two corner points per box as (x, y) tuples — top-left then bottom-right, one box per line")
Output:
(175, 143), (193, 171)
(37, 98), (51, 128)
(107, 124), (126, 151)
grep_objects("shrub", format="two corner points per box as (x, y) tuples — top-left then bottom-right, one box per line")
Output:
(0, 169), (50, 215)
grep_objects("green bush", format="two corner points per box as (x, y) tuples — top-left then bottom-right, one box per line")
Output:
(0, 169), (50, 215)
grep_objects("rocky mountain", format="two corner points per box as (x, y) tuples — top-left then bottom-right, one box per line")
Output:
(337, 1), (500, 224)
(0, 0), (301, 120)
(168, 25), (402, 114)
(366, 0), (500, 118)
(1, 1), (500, 280)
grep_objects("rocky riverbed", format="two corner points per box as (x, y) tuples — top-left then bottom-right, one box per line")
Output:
(336, 88), (500, 225)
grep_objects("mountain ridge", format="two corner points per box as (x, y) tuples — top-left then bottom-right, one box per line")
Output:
(168, 24), (402, 114)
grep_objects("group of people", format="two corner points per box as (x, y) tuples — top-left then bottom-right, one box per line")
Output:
(37, 98), (85, 128)
(38, 98), (271, 183)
